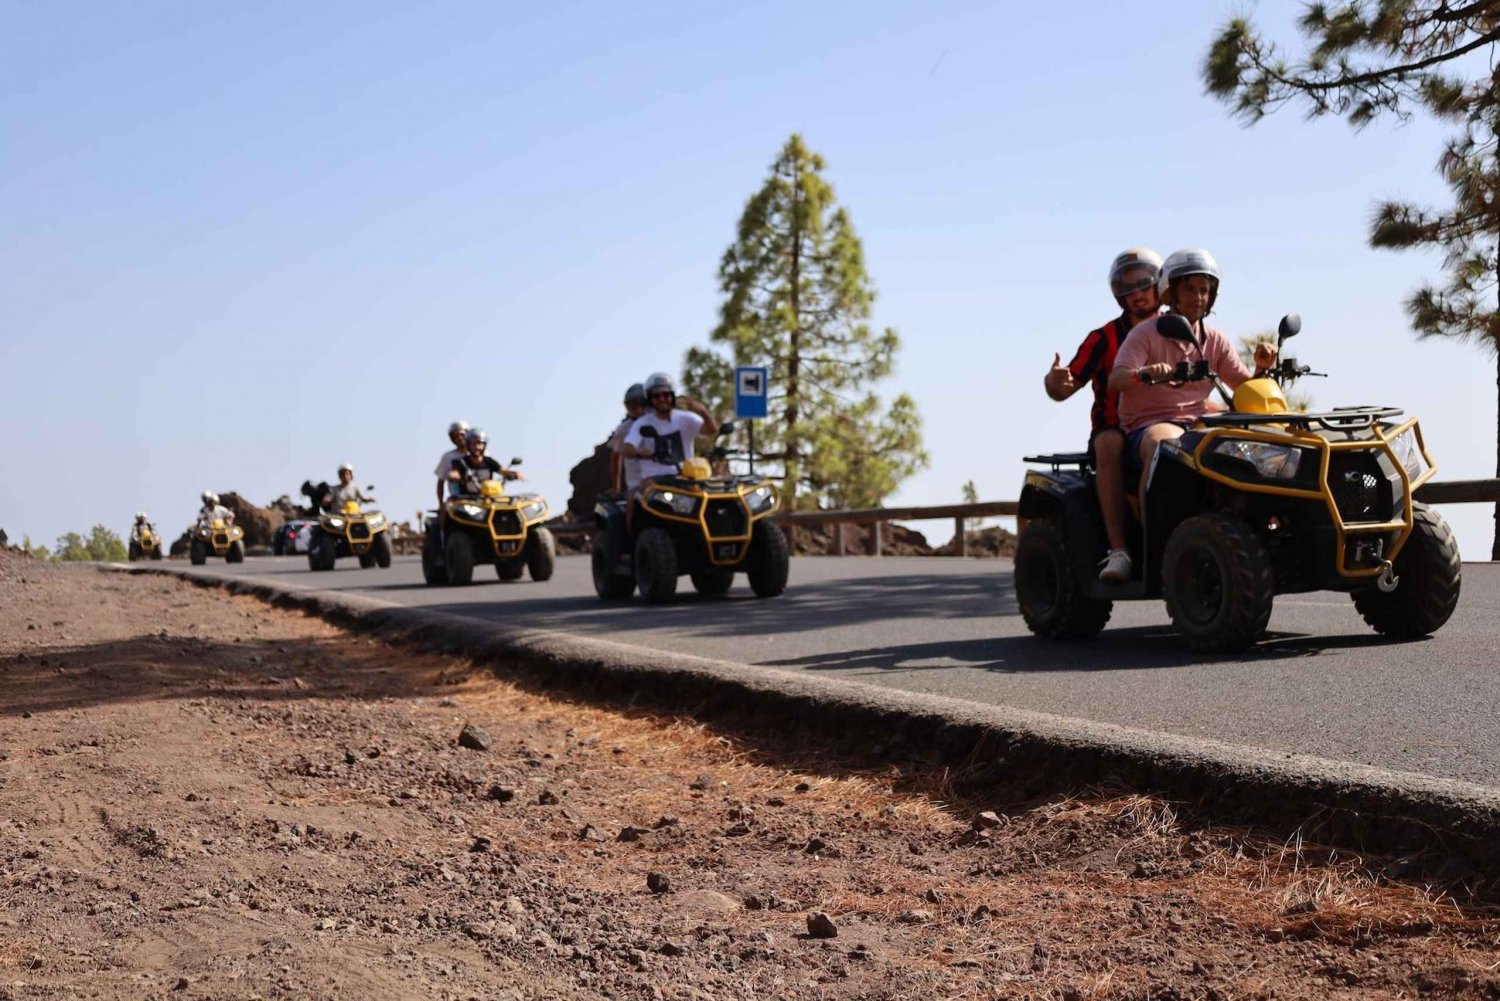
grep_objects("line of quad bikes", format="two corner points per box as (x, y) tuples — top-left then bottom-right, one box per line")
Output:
(171, 316), (1464, 651)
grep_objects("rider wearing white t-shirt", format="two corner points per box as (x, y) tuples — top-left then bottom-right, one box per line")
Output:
(621, 372), (718, 479)
(434, 420), (470, 508)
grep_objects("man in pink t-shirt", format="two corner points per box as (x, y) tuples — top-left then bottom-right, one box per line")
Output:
(1107, 249), (1276, 501)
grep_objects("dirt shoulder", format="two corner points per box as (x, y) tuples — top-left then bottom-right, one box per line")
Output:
(2, 553), (1498, 1000)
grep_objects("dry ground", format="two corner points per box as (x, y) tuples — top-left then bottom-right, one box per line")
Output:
(2, 552), (1499, 1000)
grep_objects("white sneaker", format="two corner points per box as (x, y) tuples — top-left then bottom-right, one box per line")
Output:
(1098, 548), (1132, 583)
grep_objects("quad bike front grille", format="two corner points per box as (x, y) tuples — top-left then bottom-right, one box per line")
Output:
(349, 522), (371, 541)
(704, 499), (748, 540)
(1328, 451), (1393, 524)
(490, 510), (522, 537)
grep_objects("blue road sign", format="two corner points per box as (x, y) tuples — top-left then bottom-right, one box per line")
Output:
(734, 366), (768, 420)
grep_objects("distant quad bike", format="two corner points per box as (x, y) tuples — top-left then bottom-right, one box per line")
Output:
(189, 518), (245, 565)
(592, 422), (788, 603)
(308, 495), (392, 571)
(128, 525), (163, 561)
(1015, 313), (1461, 653)
(422, 464), (555, 586)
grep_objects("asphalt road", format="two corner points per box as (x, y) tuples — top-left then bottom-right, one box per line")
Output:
(186, 554), (1500, 790)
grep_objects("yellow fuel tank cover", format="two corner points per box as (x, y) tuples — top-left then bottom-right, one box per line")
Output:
(681, 457), (712, 480)
(1232, 377), (1290, 415)
(479, 479), (504, 498)
(341, 500), (360, 515)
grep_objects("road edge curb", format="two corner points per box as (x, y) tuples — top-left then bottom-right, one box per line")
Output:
(125, 565), (1500, 873)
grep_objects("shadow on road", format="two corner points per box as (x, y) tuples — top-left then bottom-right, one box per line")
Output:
(759, 626), (1425, 675)
(404, 571), (1019, 639)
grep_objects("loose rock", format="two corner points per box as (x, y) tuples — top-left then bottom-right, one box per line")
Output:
(647, 871), (672, 894)
(806, 911), (838, 938)
(457, 722), (492, 751)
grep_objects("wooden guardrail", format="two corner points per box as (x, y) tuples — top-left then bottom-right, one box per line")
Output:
(545, 478), (1500, 557)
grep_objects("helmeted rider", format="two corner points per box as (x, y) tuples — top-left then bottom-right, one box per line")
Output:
(435, 419), (471, 507)
(324, 463), (374, 509)
(198, 491), (233, 526)
(1045, 247), (1163, 583)
(447, 427), (524, 494)
(621, 372), (718, 475)
(607, 382), (649, 493)
(1108, 248), (1277, 510)
(131, 511), (155, 541)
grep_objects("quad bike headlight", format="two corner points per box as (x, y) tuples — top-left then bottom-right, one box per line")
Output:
(1388, 427), (1429, 484)
(521, 501), (546, 520)
(326, 517), (346, 530)
(1212, 440), (1304, 480)
(455, 503), (486, 521)
(744, 485), (776, 513)
(366, 514), (385, 529)
(654, 490), (700, 516)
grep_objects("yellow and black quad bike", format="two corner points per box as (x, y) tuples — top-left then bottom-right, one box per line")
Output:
(592, 422), (788, 603)
(309, 497), (392, 571)
(422, 473), (555, 586)
(1015, 313), (1461, 653)
(190, 518), (245, 565)
(128, 525), (163, 561)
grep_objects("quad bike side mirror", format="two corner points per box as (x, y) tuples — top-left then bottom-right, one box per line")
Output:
(1157, 314), (1197, 344)
(1277, 313), (1302, 340)
(508, 457), (523, 466)
(718, 420), (738, 437)
(366, 484), (376, 491)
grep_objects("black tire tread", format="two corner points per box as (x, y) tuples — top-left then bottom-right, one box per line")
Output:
(745, 521), (789, 598)
(1161, 512), (1273, 653)
(1014, 515), (1112, 638)
(1352, 503), (1462, 637)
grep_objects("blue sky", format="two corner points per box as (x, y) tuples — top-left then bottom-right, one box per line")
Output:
(3, 1), (1495, 558)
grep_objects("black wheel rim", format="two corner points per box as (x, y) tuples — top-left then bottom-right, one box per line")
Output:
(1176, 547), (1225, 626)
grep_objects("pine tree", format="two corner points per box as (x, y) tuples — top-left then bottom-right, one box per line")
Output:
(1205, 2), (1500, 556)
(683, 134), (927, 509)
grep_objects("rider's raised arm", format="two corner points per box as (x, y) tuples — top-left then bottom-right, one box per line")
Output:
(678, 397), (716, 438)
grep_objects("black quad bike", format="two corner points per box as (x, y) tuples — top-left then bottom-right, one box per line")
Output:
(592, 421), (789, 603)
(308, 492), (392, 571)
(1015, 313), (1461, 652)
(422, 459), (555, 586)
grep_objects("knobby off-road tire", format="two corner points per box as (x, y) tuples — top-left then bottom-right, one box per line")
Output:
(316, 531), (338, 571)
(497, 561), (526, 580)
(1352, 502), (1461, 638)
(691, 567), (735, 596)
(190, 539), (207, 566)
(526, 527), (556, 582)
(745, 521), (789, 598)
(358, 552), (376, 568)
(373, 531), (392, 569)
(421, 529), (448, 586)
(445, 532), (476, 585)
(592, 529), (634, 600)
(1014, 515), (1111, 638)
(1161, 512), (1273, 654)
(273, 539), (285, 556)
(227, 540), (245, 564)
(634, 527), (679, 604)
(128, 542), (141, 562)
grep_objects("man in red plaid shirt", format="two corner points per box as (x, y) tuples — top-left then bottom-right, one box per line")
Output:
(1044, 248), (1163, 583)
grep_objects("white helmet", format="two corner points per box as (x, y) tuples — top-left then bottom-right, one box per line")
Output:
(338, 463), (353, 475)
(448, 420), (470, 436)
(1108, 247), (1163, 298)
(201, 491), (218, 505)
(1158, 248), (1221, 303)
(135, 511), (147, 521)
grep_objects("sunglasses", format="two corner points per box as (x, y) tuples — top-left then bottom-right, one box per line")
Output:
(649, 391), (673, 399)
